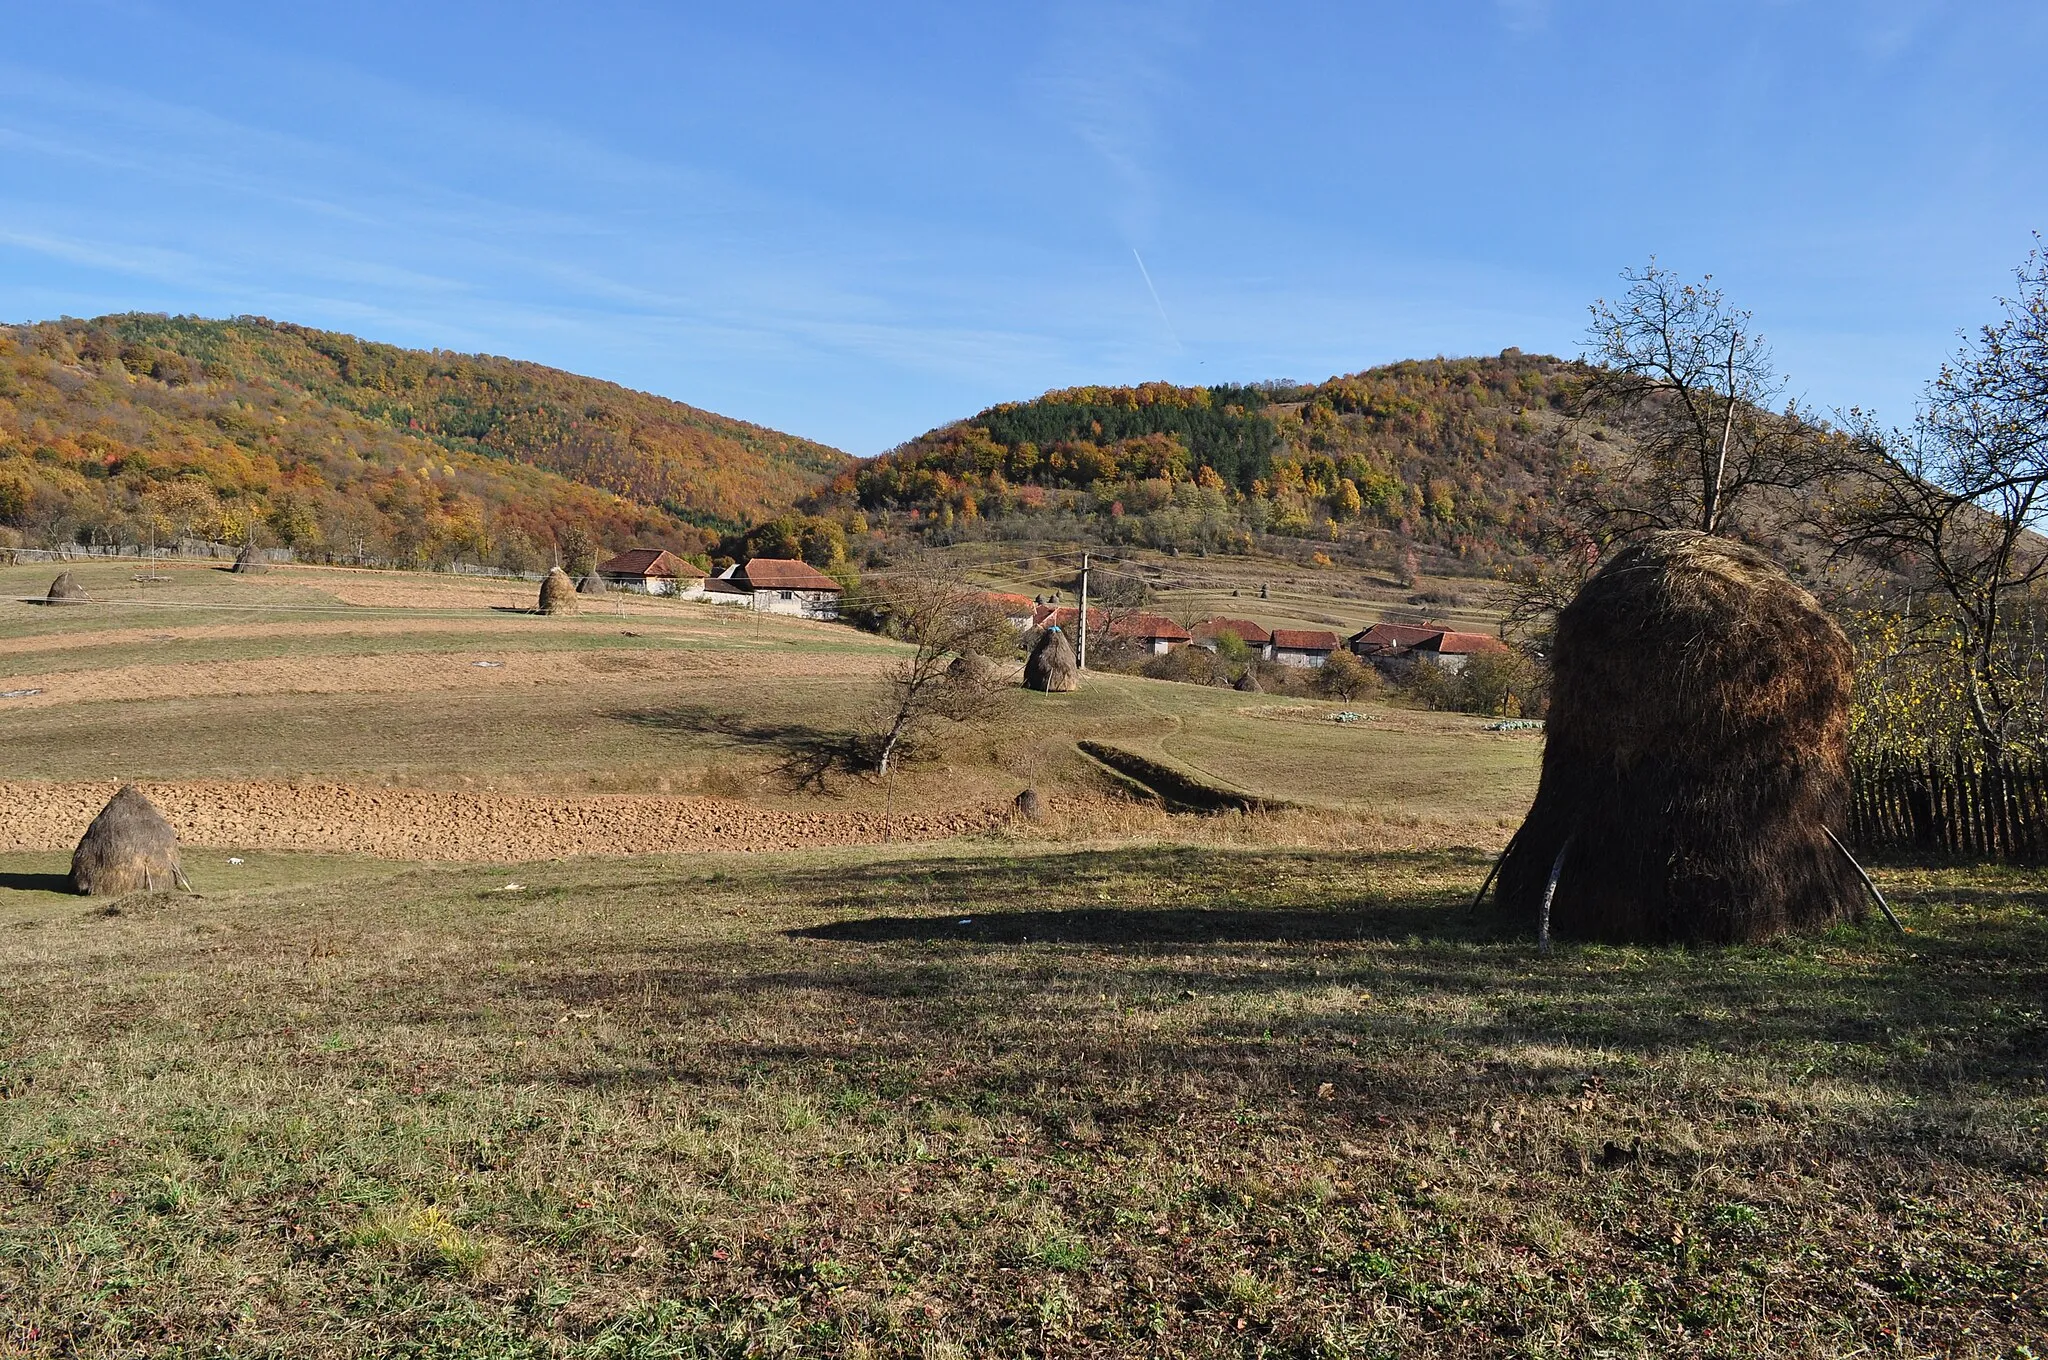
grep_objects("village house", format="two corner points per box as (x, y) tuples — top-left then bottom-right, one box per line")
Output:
(1190, 617), (1274, 660)
(1269, 628), (1341, 668)
(1346, 620), (1509, 674)
(1346, 621), (1447, 659)
(1410, 630), (1509, 673)
(1107, 613), (1193, 655)
(706, 558), (844, 619)
(980, 592), (1040, 629)
(594, 547), (707, 597)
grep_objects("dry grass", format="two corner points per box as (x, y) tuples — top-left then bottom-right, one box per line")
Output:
(1, 844), (2041, 1357)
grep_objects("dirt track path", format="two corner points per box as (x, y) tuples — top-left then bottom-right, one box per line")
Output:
(0, 780), (1006, 861)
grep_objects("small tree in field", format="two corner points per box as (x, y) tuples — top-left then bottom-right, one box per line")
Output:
(1318, 649), (1380, 701)
(862, 573), (1013, 777)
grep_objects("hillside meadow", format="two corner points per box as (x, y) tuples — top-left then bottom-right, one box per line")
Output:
(0, 561), (2041, 1357)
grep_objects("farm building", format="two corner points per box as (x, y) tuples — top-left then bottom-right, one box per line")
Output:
(1347, 621), (1446, 658)
(708, 558), (844, 618)
(1107, 613), (1193, 654)
(981, 592), (1040, 628)
(1270, 628), (1341, 668)
(595, 548), (708, 597)
(1410, 630), (1509, 673)
(1191, 617), (1274, 659)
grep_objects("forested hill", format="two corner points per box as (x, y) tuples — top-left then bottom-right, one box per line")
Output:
(810, 351), (1588, 575)
(0, 315), (852, 569)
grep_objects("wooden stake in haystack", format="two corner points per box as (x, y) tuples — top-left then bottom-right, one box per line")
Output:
(45, 571), (89, 605)
(231, 544), (267, 574)
(537, 567), (578, 615)
(71, 785), (190, 895)
(1023, 625), (1079, 693)
(1493, 530), (1864, 944)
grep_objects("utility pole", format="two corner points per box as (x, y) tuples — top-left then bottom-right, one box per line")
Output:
(1078, 551), (1090, 670)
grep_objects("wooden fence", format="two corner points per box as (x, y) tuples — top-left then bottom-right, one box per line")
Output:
(1850, 757), (2048, 861)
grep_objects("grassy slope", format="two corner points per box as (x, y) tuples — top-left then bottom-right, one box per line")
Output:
(0, 844), (2040, 1356)
(0, 560), (1539, 826)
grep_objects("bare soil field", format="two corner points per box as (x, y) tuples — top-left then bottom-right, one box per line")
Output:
(0, 778), (1008, 859)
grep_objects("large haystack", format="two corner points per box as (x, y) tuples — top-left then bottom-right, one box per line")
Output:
(537, 567), (578, 615)
(1494, 531), (1862, 944)
(1233, 667), (1262, 693)
(1023, 625), (1079, 693)
(231, 544), (267, 574)
(46, 571), (88, 605)
(71, 784), (189, 895)
(577, 570), (609, 596)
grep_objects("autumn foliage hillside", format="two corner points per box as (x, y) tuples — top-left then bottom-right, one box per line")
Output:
(815, 351), (1588, 575)
(0, 315), (852, 569)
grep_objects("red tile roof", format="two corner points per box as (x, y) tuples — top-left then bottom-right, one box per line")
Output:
(1108, 612), (1193, 642)
(1192, 616), (1273, 645)
(981, 591), (1039, 615)
(736, 558), (842, 591)
(1270, 628), (1340, 651)
(596, 547), (705, 580)
(1348, 622), (1444, 653)
(1031, 605), (1080, 629)
(1419, 630), (1508, 655)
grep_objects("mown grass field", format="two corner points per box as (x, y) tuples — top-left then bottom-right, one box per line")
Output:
(1, 842), (2042, 1357)
(2, 559), (2042, 1357)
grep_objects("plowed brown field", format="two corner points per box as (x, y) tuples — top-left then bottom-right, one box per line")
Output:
(0, 779), (1007, 860)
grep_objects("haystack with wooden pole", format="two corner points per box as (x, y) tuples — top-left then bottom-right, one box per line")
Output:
(1493, 530), (1863, 945)
(1233, 667), (1262, 693)
(1023, 625), (1079, 693)
(71, 785), (189, 895)
(577, 569), (608, 597)
(537, 567), (578, 615)
(45, 571), (88, 605)
(231, 544), (267, 574)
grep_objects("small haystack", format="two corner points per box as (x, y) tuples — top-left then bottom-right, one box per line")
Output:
(1013, 787), (1046, 821)
(1023, 625), (1079, 693)
(578, 570), (608, 596)
(46, 571), (88, 606)
(231, 544), (267, 574)
(948, 651), (995, 688)
(1493, 530), (1862, 945)
(71, 784), (189, 896)
(537, 567), (578, 615)
(1233, 667), (1262, 693)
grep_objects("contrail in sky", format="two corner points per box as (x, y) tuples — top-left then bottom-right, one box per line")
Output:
(1131, 247), (1182, 350)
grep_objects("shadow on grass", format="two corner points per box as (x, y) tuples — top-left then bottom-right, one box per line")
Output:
(515, 846), (2048, 1118)
(610, 704), (870, 792)
(0, 870), (75, 894)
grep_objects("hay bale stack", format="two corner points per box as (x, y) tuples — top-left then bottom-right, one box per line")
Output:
(71, 785), (189, 895)
(46, 571), (88, 605)
(1233, 667), (1262, 693)
(578, 570), (609, 596)
(948, 651), (995, 687)
(537, 567), (578, 615)
(1494, 530), (1861, 945)
(1023, 626), (1079, 693)
(1013, 787), (1046, 821)
(231, 544), (267, 574)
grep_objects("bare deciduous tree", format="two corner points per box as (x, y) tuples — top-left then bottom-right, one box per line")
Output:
(1572, 262), (1821, 538)
(1831, 245), (2048, 764)
(862, 571), (1013, 777)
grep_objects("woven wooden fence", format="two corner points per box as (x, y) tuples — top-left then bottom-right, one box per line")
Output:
(1849, 757), (2048, 861)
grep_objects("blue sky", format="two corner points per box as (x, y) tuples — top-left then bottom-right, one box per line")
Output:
(3, 2), (2044, 454)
